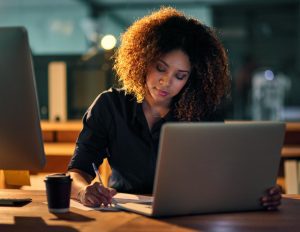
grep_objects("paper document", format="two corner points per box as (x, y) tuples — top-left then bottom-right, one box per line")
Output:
(70, 193), (153, 211)
(113, 193), (153, 204)
(70, 200), (120, 211)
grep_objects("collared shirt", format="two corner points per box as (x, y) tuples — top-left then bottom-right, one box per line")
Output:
(68, 88), (177, 194)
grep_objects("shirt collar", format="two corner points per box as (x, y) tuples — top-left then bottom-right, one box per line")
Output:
(131, 99), (178, 125)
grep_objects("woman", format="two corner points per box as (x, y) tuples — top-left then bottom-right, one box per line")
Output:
(67, 7), (281, 210)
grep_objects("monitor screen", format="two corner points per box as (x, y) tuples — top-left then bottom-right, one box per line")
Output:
(0, 27), (46, 171)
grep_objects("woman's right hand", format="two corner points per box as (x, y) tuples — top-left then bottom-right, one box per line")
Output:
(77, 182), (117, 207)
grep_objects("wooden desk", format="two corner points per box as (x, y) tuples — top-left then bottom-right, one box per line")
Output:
(0, 189), (299, 232)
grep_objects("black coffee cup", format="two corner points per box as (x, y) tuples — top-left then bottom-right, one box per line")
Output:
(44, 173), (72, 213)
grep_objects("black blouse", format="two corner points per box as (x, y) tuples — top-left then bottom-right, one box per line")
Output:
(68, 88), (177, 194)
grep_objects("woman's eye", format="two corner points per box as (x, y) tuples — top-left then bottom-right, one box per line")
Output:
(176, 74), (187, 80)
(156, 64), (166, 72)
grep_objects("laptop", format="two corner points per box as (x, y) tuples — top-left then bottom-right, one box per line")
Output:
(116, 122), (285, 217)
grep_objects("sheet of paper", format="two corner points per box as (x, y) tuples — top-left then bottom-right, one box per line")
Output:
(70, 193), (153, 211)
(70, 200), (120, 211)
(113, 193), (153, 204)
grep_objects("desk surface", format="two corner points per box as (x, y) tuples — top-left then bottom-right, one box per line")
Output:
(0, 190), (299, 232)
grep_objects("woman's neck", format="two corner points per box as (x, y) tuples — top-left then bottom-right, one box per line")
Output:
(143, 95), (170, 118)
(142, 96), (170, 130)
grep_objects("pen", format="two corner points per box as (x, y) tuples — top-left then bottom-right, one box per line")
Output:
(92, 163), (117, 205)
(92, 162), (104, 186)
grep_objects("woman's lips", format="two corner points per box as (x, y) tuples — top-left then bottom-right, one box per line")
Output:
(157, 89), (169, 97)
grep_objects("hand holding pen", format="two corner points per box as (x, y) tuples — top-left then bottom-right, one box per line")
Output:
(92, 163), (118, 206)
(77, 163), (116, 207)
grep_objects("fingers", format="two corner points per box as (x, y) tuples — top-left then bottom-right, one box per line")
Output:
(79, 183), (117, 207)
(84, 192), (105, 207)
(109, 187), (117, 196)
(269, 185), (282, 195)
(261, 185), (282, 211)
(261, 196), (281, 210)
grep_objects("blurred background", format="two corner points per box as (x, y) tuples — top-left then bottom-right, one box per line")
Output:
(1, 0), (299, 122)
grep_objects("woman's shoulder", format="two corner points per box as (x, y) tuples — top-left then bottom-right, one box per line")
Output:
(92, 87), (137, 108)
(98, 88), (135, 101)
(88, 88), (138, 120)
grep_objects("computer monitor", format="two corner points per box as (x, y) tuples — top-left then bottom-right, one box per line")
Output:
(0, 27), (46, 171)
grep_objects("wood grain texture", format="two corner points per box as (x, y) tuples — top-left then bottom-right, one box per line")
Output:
(0, 190), (299, 232)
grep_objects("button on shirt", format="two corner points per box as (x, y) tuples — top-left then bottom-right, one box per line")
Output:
(68, 88), (177, 194)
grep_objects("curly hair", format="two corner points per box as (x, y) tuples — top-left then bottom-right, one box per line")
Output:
(113, 7), (231, 121)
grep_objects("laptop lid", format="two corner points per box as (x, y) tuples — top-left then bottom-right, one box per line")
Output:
(148, 122), (285, 217)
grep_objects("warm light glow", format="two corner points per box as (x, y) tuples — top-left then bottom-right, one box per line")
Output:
(100, 34), (117, 50)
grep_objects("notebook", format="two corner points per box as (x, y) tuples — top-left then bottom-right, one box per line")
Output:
(116, 122), (285, 217)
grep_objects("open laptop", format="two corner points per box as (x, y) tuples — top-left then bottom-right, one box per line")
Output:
(116, 122), (285, 217)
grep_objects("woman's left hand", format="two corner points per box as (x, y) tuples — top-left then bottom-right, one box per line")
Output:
(260, 185), (282, 211)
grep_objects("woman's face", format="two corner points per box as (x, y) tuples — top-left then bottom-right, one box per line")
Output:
(145, 49), (191, 106)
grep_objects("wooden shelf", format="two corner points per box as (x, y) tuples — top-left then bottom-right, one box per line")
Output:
(39, 121), (300, 190)
(41, 121), (300, 156)
(43, 143), (300, 159)
(44, 143), (75, 156)
(41, 120), (82, 131)
(281, 146), (300, 158)
(286, 123), (300, 131)
(41, 120), (82, 142)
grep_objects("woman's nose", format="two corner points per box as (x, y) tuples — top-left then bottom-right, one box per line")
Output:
(159, 75), (171, 86)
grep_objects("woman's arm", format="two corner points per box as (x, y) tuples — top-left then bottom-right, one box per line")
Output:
(68, 168), (93, 200)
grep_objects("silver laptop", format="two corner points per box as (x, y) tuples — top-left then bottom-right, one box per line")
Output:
(0, 27), (46, 171)
(117, 122), (285, 217)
